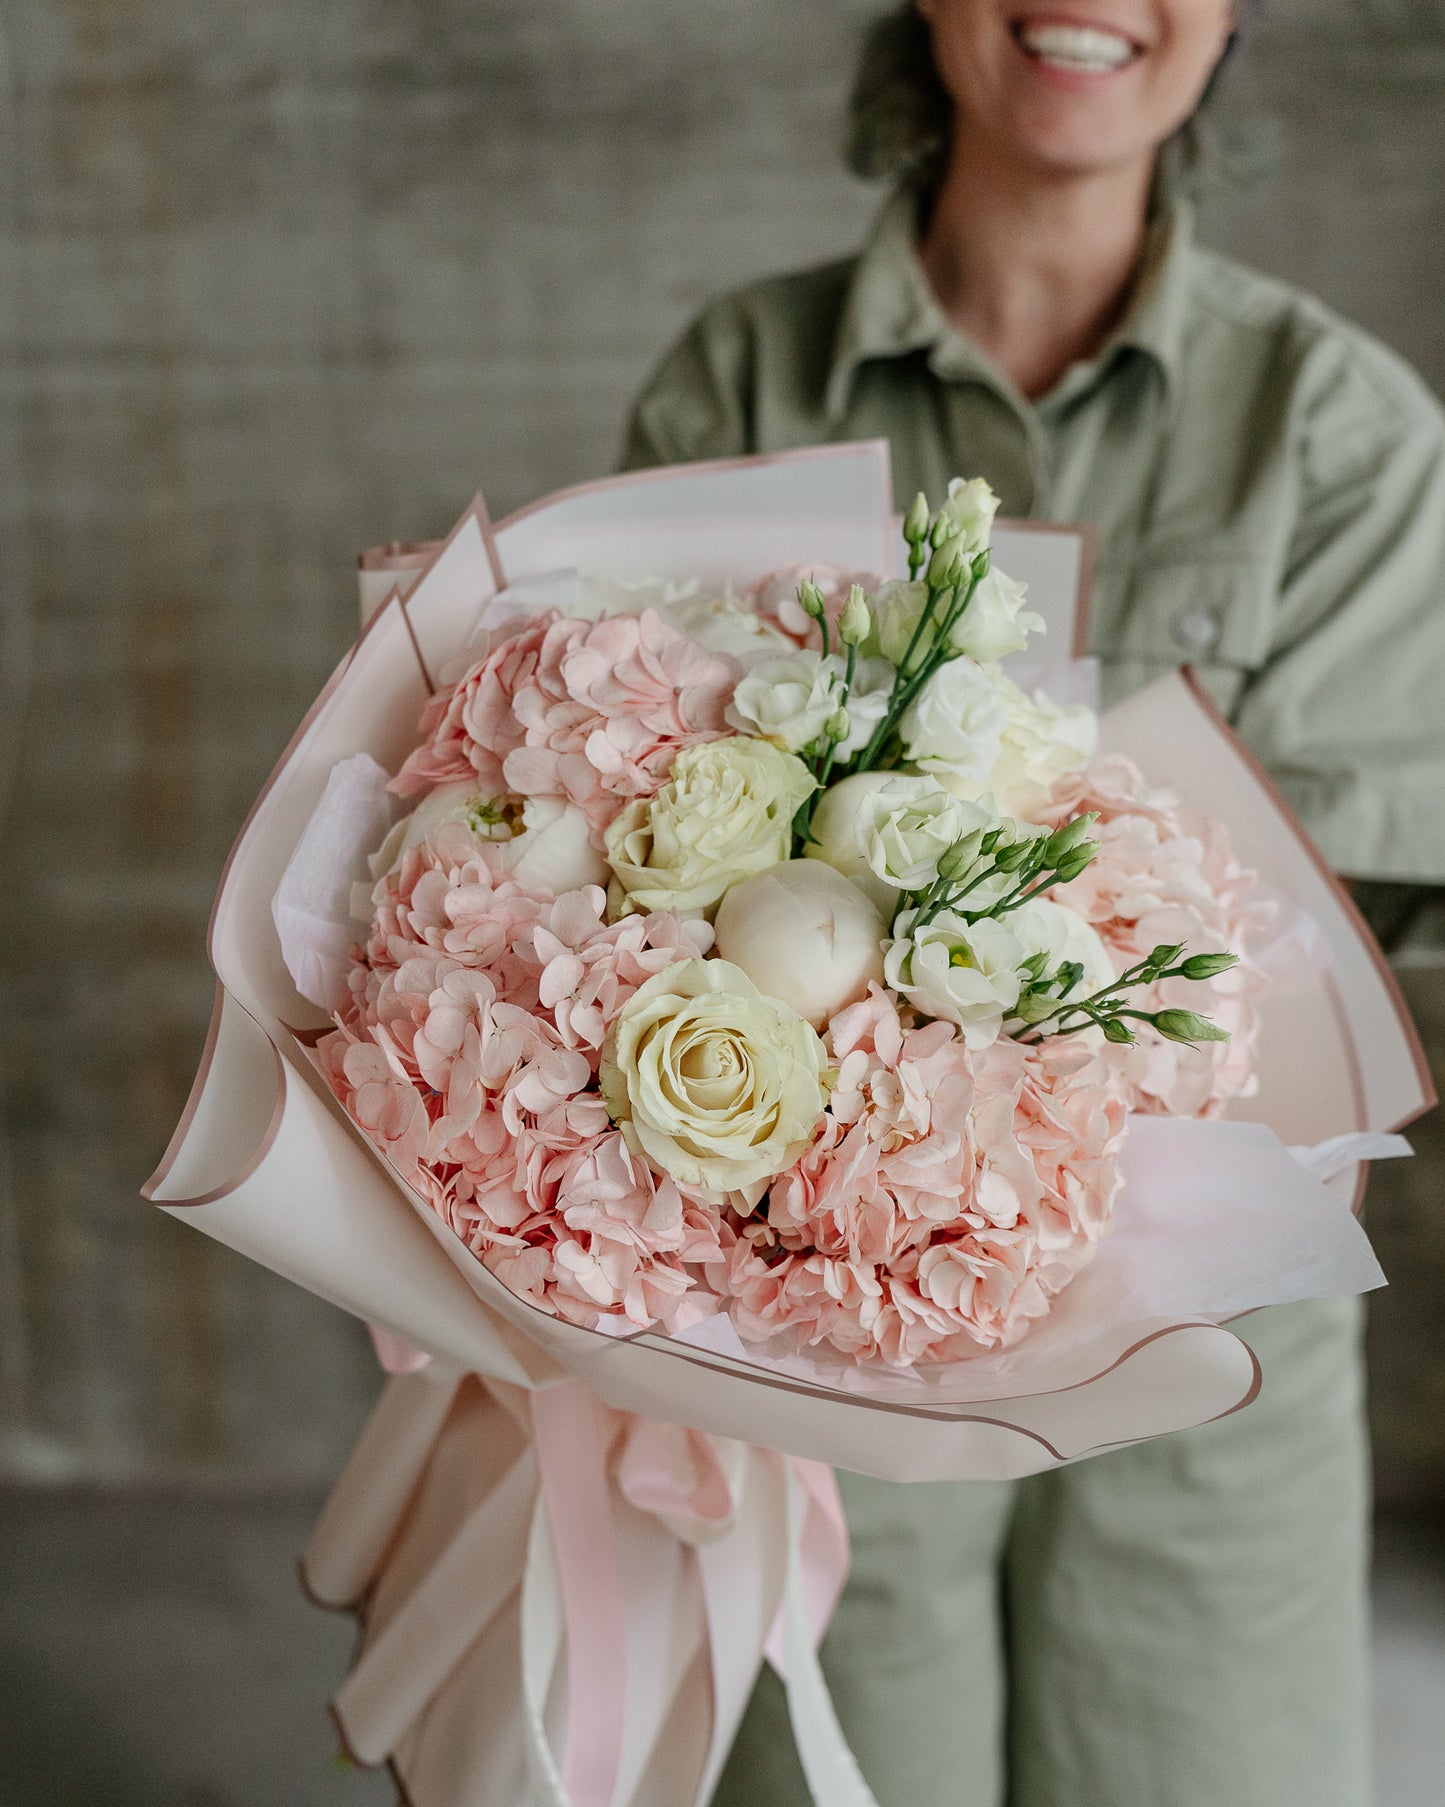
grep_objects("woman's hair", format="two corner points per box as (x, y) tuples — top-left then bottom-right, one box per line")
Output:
(844, 5), (1255, 198)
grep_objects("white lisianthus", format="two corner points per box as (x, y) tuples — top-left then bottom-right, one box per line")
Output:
(726, 648), (844, 751)
(1009, 897), (1117, 995)
(834, 655), (894, 757)
(600, 958), (828, 1200)
(803, 772), (998, 916)
(951, 568), (1046, 665)
(936, 476), (1001, 558)
(605, 737), (816, 917)
(883, 908), (1028, 1049)
(942, 674), (1098, 817)
(714, 860), (887, 1029)
(900, 655), (1009, 784)
(873, 580), (932, 669)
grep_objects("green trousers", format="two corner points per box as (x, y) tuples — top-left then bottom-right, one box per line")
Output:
(712, 1298), (1371, 1807)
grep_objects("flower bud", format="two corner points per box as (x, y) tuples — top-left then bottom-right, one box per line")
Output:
(838, 584), (871, 648)
(1054, 845), (1098, 882)
(1011, 991), (1059, 1025)
(1102, 1018), (1136, 1045)
(1178, 951), (1240, 981)
(824, 706), (851, 743)
(992, 838), (1035, 874)
(1147, 942), (1186, 968)
(797, 580), (826, 620)
(1042, 812), (1099, 866)
(936, 836), (982, 884)
(930, 512), (962, 549)
(926, 541), (959, 588)
(1152, 1009), (1230, 1044)
(903, 493), (931, 545)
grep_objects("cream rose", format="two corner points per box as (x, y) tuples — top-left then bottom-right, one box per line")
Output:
(714, 860), (887, 1029)
(882, 908), (1028, 1048)
(900, 656), (1009, 784)
(600, 958), (828, 1199)
(604, 737), (816, 916)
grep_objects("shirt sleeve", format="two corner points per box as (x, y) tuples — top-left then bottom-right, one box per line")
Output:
(616, 299), (755, 472)
(1233, 333), (1445, 885)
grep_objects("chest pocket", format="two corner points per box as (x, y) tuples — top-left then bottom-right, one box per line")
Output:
(1089, 556), (1278, 717)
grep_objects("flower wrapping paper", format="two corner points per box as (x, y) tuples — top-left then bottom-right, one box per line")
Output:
(147, 442), (1431, 1807)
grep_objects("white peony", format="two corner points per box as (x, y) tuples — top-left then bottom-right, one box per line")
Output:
(883, 908), (1028, 1049)
(600, 958), (828, 1201)
(369, 781), (514, 883)
(487, 796), (611, 894)
(714, 860), (887, 1029)
(900, 655), (1009, 784)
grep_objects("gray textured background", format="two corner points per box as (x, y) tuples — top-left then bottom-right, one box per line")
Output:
(0, 0), (1442, 1507)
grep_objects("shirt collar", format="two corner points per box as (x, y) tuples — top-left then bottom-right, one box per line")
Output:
(824, 184), (1195, 422)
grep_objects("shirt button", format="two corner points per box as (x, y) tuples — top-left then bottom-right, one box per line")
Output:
(1172, 606), (1221, 653)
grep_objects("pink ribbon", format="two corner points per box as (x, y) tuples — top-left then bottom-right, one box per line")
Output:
(531, 1382), (630, 1807)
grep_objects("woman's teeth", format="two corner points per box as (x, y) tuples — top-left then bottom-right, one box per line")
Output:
(1016, 22), (1137, 72)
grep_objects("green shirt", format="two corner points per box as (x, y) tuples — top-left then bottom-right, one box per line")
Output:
(619, 186), (1445, 888)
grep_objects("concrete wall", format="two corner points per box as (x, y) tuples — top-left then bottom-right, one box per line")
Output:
(1, 1), (1441, 1494)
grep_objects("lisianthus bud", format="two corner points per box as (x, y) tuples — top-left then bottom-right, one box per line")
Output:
(1103, 1018), (1136, 1045)
(926, 541), (960, 588)
(1148, 942), (1187, 967)
(903, 493), (931, 546)
(797, 580), (826, 620)
(1178, 951), (1240, 980)
(1152, 1009), (1230, 1044)
(1042, 812), (1099, 866)
(936, 838), (980, 884)
(838, 584), (871, 647)
(824, 706), (851, 743)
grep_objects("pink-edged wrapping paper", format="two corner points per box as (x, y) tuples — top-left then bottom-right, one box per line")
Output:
(146, 442), (1432, 1807)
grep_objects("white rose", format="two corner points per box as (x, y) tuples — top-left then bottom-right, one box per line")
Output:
(605, 737), (816, 917)
(900, 656), (1008, 784)
(726, 648), (843, 751)
(937, 476), (1001, 558)
(600, 958), (828, 1200)
(488, 796), (611, 893)
(804, 772), (996, 916)
(882, 908), (1028, 1049)
(951, 567), (1045, 665)
(714, 860), (887, 1029)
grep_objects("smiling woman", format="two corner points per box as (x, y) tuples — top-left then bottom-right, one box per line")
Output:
(619, 2), (1445, 1805)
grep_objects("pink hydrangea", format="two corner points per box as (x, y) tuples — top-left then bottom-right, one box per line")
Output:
(1040, 756), (1273, 1117)
(318, 845), (718, 1332)
(747, 564), (884, 647)
(391, 613), (560, 799)
(717, 988), (1127, 1365)
(501, 610), (737, 832)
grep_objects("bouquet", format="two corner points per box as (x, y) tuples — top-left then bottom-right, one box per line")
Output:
(148, 443), (1429, 1807)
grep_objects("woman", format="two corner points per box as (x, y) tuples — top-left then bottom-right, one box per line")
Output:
(619, 5), (1445, 1806)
